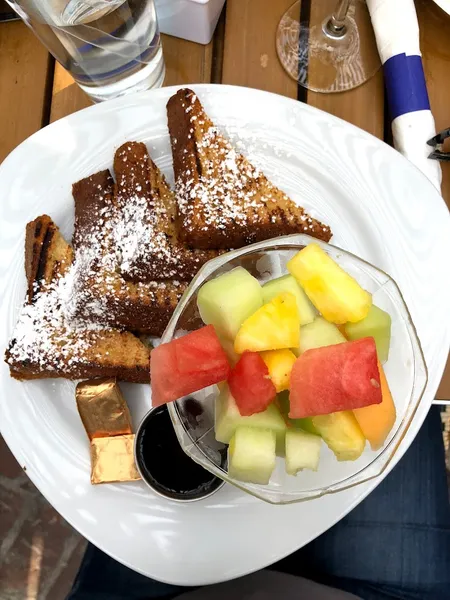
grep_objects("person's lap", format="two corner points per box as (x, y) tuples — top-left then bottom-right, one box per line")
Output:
(273, 406), (450, 599)
(67, 406), (450, 600)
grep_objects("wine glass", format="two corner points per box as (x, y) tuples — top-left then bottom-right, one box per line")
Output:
(276, 0), (381, 93)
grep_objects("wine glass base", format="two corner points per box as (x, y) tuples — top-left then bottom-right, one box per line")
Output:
(276, 0), (381, 93)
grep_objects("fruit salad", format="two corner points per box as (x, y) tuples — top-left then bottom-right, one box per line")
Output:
(151, 243), (396, 486)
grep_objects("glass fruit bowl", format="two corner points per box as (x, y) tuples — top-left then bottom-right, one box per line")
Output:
(163, 234), (428, 505)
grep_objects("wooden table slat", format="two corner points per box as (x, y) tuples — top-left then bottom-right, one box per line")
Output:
(50, 62), (92, 124)
(162, 33), (214, 86)
(0, 22), (51, 162)
(222, 0), (297, 98)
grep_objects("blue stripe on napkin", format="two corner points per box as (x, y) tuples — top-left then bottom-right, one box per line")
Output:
(384, 54), (430, 121)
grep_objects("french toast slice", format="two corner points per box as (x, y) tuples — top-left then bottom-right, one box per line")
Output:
(25, 215), (73, 302)
(6, 216), (150, 383)
(112, 141), (218, 282)
(71, 169), (186, 336)
(167, 88), (332, 249)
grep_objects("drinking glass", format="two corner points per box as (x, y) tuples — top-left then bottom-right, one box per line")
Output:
(5, 0), (165, 102)
(276, 0), (380, 93)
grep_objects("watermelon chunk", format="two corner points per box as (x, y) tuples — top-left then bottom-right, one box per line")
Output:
(290, 337), (382, 418)
(228, 352), (277, 416)
(151, 325), (230, 407)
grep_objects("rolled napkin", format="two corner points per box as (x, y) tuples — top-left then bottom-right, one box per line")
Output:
(367, 0), (442, 190)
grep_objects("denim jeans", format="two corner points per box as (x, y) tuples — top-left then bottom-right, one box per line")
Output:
(67, 406), (450, 600)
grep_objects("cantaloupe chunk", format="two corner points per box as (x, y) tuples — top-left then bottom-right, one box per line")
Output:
(353, 362), (396, 450)
(344, 305), (392, 364)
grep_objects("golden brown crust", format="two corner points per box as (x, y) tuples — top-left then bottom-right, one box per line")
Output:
(71, 164), (187, 335)
(112, 141), (218, 283)
(167, 88), (332, 249)
(7, 217), (151, 384)
(25, 215), (73, 303)
(9, 365), (149, 383)
(72, 170), (114, 250)
(6, 322), (150, 384)
(74, 269), (186, 336)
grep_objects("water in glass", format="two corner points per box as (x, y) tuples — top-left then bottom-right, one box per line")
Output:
(7, 0), (164, 101)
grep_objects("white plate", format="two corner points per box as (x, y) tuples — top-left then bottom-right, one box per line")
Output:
(0, 85), (449, 586)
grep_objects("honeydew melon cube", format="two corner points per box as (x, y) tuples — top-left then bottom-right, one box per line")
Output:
(215, 384), (286, 454)
(344, 305), (391, 363)
(228, 427), (276, 485)
(276, 391), (320, 435)
(197, 267), (263, 340)
(293, 317), (346, 356)
(285, 430), (322, 475)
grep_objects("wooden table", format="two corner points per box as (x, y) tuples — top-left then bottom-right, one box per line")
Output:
(0, 0), (449, 399)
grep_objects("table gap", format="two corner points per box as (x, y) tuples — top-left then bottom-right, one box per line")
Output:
(41, 54), (56, 128)
(211, 5), (227, 84)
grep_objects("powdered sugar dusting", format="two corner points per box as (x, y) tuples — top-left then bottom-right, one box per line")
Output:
(7, 265), (105, 370)
(69, 195), (185, 329)
(177, 124), (313, 231)
(110, 144), (214, 282)
(172, 92), (331, 242)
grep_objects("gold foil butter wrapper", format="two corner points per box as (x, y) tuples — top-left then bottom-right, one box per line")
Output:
(76, 378), (132, 440)
(90, 434), (141, 484)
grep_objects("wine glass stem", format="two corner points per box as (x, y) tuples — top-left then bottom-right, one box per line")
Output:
(325, 0), (352, 38)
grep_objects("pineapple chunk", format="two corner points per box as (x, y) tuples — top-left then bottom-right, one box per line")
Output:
(287, 244), (372, 324)
(262, 275), (315, 325)
(260, 349), (297, 392)
(311, 411), (366, 461)
(285, 430), (322, 475)
(234, 293), (300, 354)
(228, 427), (276, 485)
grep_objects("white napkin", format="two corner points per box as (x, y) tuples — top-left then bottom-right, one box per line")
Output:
(367, 0), (442, 191)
